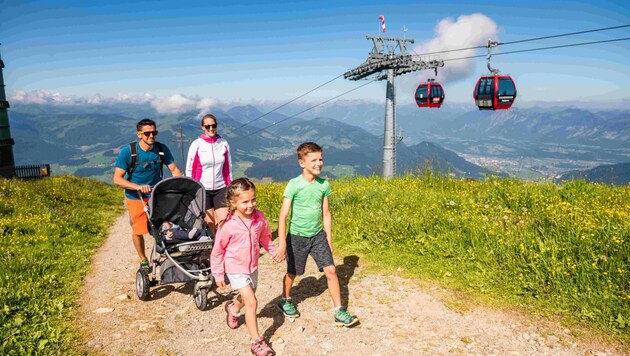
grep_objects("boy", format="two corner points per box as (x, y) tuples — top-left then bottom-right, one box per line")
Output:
(274, 142), (359, 327)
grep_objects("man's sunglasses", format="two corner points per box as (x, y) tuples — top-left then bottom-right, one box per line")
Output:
(204, 124), (218, 130)
(138, 130), (159, 137)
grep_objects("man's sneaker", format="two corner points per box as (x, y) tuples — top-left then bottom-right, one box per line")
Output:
(250, 336), (275, 356)
(140, 259), (150, 270)
(224, 301), (240, 329)
(277, 298), (300, 318)
(334, 307), (359, 327)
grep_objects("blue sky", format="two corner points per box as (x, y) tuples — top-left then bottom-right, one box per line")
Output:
(1, 0), (628, 111)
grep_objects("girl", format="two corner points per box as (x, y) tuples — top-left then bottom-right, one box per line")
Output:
(210, 177), (277, 356)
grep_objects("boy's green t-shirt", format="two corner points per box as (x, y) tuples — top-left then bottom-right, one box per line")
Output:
(283, 174), (332, 237)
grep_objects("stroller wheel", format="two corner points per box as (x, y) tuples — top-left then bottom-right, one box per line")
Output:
(136, 268), (151, 301)
(194, 282), (209, 311)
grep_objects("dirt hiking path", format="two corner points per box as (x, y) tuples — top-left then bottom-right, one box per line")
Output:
(77, 214), (624, 355)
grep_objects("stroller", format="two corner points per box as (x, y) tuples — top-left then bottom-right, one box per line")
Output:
(135, 176), (215, 310)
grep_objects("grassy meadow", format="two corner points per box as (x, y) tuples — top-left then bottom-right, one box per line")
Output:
(1, 173), (628, 353)
(257, 174), (629, 342)
(0, 176), (123, 354)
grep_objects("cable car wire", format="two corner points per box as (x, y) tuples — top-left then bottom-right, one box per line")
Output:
(499, 24), (630, 46)
(412, 44), (486, 56)
(441, 37), (630, 62)
(233, 74), (345, 131)
(231, 79), (378, 142)
(411, 24), (629, 58)
(228, 25), (629, 139)
(231, 36), (628, 140)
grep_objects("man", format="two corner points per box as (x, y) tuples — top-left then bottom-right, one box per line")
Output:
(113, 118), (182, 269)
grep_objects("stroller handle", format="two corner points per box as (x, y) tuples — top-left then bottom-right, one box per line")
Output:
(136, 189), (165, 246)
(136, 190), (151, 214)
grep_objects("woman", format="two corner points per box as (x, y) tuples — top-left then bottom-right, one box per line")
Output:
(186, 114), (232, 233)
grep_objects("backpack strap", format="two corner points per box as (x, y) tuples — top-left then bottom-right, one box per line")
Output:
(127, 141), (138, 180)
(127, 141), (165, 180)
(154, 141), (165, 179)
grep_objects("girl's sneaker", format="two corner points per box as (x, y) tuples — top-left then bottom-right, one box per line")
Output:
(250, 336), (275, 356)
(334, 307), (359, 327)
(224, 301), (240, 329)
(277, 298), (300, 318)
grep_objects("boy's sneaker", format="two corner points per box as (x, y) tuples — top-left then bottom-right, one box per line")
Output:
(140, 259), (150, 270)
(224, 301), (240, 329)
(277, 298), (300, 318)
(334, 307), (359, 327)
(250, 336), (275, 356)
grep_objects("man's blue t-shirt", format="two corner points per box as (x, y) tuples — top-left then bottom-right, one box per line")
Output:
(115, 142), (175, 199)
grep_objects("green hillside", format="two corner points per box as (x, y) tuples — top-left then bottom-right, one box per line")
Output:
(1, 174), (628, 353)
(0, 177), (123, 354)
(257, 174), (630, 341)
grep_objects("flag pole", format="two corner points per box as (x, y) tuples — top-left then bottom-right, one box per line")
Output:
(378, 15), (386, 35)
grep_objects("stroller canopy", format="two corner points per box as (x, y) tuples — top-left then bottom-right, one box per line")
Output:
(148, 176), (206, 230)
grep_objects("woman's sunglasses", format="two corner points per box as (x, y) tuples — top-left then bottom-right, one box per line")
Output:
(204, 124), (218, 130)
(138, 130), (158, 137)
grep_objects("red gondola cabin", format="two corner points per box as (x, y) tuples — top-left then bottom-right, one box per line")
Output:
(473, 75), (516, 110)
(415, 82), (445, 108)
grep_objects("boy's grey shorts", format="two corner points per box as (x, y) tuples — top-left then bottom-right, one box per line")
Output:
(286, 231), (334, 276)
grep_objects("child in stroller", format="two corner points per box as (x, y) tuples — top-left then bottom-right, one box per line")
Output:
(160, 221), (210, 242)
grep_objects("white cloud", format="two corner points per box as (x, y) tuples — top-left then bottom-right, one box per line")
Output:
(10, 89), (78, 104)
(10, 89), (159, 106)
(7, 89), (240, 112)
(194, 97), (219, 118)
(412, 13), (498, 84)
(149, 94), (196, 114)
(8, 90), (223, 113)
(115, 92), (155, 104)
(196, 97), (218, 110)
(86, 95), (103, 105)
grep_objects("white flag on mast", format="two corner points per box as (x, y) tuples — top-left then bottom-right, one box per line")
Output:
(379, 15), (386, 33)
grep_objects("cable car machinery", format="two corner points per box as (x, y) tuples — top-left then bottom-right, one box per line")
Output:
(344, 35), (443, 178)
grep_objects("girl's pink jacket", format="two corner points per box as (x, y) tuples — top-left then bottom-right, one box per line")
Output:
(210, 209), (276, 283)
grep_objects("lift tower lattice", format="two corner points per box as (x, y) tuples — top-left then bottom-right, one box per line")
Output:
(344, 35), (443, 178)
(0, 44), (15, 178)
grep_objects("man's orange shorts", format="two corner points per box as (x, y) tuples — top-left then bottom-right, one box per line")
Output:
(125, 197), (149, 235)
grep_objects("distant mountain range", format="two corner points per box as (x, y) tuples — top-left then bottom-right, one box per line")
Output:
(306, 102), (630, 148)
(242, 116), (491, 180)
(556, 162), (630, 185)
(7, 102), (629, 184)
